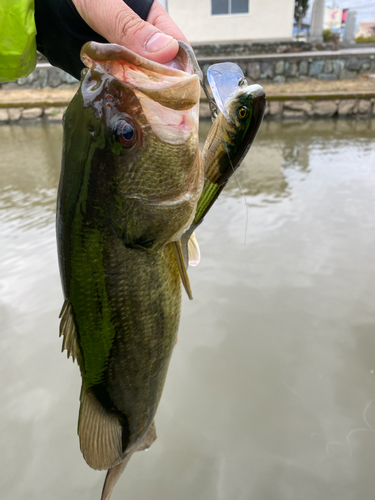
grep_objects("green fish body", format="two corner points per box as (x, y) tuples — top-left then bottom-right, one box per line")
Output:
(57, 42), (203, 477)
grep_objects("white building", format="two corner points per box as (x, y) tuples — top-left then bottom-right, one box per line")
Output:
(355, 22), (375, 39)
(167, 0), (295, 43)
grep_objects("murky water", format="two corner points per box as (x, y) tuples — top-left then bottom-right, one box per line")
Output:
(1, 118), (375, 500)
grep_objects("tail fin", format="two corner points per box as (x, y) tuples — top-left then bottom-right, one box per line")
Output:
(101, 422), (157, 500)
(101, 457), (131, 500)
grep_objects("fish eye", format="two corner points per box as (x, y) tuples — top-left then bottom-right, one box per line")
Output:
(238, 106), (249, 119)
(117, 119), (137, 147)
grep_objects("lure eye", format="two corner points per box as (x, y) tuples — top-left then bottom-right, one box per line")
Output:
(117, 120), (137, 147)
(238, 106), (249, 119)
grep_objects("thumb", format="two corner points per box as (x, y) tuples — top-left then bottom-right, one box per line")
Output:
(72, 0), (179, 64)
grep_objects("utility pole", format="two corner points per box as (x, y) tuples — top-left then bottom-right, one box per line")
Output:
(297, 0), (303, 40)
(343, 10), (357, 46)
(310, 0), (326, 43)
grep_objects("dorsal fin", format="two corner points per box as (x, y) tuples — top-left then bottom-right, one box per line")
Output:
(59, 299), (79, 362)
(78, 388), (123, 471)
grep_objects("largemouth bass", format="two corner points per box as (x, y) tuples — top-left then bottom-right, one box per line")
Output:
(57, 41), (265, 500)
(57, 41), (203, 498)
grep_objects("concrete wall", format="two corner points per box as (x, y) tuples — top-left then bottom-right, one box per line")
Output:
(168, 0), (295, 43)
(198, 51), (375, 84)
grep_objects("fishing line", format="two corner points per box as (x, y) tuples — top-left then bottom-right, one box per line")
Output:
(227, 153), (268, 303)
(235, 171), (249, 253)
(228, 154), (249, 252)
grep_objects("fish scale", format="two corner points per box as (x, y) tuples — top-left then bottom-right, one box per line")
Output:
(101, 236), (180, 448)
(119, 137), (197, 196)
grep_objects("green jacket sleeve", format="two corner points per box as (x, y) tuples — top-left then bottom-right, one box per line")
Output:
(0, 0), (37, 83)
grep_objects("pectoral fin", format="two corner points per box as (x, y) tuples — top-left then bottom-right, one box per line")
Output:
(188, 232), (200, 267)
(59, 299), (79, 362)
(172, 240), (193, 300)
(180, 230), (201, 269)
(78, 388), (123, 471)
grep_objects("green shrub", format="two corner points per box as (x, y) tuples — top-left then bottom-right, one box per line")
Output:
(355, 36), (375, 43)
(323, 29), (334, 42)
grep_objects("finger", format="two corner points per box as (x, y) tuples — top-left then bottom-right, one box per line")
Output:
(146, 1), (189, 45)
(72, 0), (179, 63)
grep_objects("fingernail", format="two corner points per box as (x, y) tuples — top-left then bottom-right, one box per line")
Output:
(146, 32), (174, 53)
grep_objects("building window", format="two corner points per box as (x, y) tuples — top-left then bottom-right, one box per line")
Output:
(212, 0), (249, 15)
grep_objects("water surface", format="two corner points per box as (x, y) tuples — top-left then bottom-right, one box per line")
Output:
(1, 119), (375, 500)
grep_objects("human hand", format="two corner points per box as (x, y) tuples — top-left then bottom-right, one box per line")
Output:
(71, 0), (189, 64)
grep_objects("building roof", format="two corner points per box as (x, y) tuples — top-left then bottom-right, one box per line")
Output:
(359, 22), (375, 30)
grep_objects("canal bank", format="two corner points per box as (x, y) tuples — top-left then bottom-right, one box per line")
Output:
(0, 85), (374, 122)
(200, 90), (375, 120)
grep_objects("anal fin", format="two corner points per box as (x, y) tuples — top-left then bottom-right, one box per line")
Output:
(101, 422), (157, 500)
(59, 299), (79, 362)
(135, 421), (157, 451)
(79, 388), (123, 471)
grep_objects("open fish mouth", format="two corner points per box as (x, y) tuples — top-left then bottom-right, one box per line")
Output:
(80, 42), (201, 145)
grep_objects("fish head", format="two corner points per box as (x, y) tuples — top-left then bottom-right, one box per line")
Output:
(63, 42), (203, 252)
(203, 83), (266, 187)
(223, 84), (266, 172)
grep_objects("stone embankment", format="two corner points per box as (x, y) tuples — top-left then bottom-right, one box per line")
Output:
(200, 91), (375, 120)
(0, 88), (76, 122)
(264, 93), (375, 119)
(1, 94), (374, 123)
(0, 106), (65, 122)
(197, 47), (375, 84)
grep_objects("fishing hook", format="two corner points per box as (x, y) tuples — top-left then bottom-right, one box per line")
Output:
(177, 41), (218, 123)
(200, 79), (218, 122)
